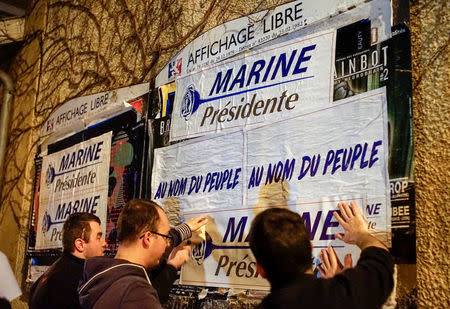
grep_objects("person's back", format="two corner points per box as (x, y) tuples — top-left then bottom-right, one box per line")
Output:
(249, 203), (394, 309)
(259, 247), (393, 309)
(29, 252), (86, 309)
(29, 213), (105, 309)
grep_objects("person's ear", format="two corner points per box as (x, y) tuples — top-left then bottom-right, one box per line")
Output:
(74, 238), (85, 253)
(256, 262), (267, 278)
(141, 232), (153, 248)
(310, 241), (313, 249)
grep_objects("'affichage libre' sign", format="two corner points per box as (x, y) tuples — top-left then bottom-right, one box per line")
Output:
(155, 0), (383, 87)
(41, 83), (149, 138)
(36, 132), (112, 249)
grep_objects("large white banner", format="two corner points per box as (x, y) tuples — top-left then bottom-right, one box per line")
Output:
(155, 0), (390, 87)
(171, 29), (335, 141)
(36, 132), (112, 249)
(152, 88), (390, 289)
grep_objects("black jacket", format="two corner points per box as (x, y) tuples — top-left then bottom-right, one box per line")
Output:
(259, 247), (394, 309)
(29, 252), (85, 309)
(79, 257), (162, 309)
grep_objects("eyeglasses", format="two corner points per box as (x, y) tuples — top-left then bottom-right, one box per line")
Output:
(139, 231), (172, 244)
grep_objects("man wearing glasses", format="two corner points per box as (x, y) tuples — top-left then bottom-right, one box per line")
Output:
(78, 199), (207, 309)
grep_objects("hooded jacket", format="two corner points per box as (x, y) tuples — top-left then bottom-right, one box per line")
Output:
(78, 257), (163, 309)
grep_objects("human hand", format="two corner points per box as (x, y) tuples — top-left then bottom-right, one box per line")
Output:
(333, 202), (369, 245)
(186, 216), (208, 232)
(318, 245), (352, 278)
(167, 244), (191, 269)
(333, 202), (387, 251)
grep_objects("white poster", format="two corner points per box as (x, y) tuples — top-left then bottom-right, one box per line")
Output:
(155, 0), (389, 87)
(41, 83), (149, 138)
(171, 30), (335, 141)
(152, 130), (244, 213)
(152, 88), (390, 289)
(36, 132), (112, 249)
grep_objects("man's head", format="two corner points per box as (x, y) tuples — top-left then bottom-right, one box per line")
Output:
(62, 212), (106, 259)
(248, 208), (312, 285)
(117, 199), (171, 268)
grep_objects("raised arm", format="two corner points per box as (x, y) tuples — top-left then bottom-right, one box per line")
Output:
(323, 202), (394, 308)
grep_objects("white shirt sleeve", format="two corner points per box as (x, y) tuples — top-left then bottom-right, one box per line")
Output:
(0, 251), (22, 301)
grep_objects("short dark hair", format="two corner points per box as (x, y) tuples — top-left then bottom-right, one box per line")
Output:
(62, 212), (101, 252)
(117, 199), (162, 243)
(249, 208), (312, 284)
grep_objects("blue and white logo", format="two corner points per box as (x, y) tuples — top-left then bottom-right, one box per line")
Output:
(45, 164), (56, 186)
(181, 85), (202, 120)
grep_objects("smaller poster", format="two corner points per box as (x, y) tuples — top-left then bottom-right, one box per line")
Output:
(333, 20), (389, 102)
(41, 83), (149, 138)
(35, 132), (112, 249)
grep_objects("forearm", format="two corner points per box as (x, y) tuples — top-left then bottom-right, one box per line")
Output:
(170, 224), (192, 247)
(332, 247), (394, 308)
(356, 232), (388, 251)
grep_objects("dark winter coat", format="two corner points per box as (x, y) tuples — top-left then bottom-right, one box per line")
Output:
(259, 247), (394, 309)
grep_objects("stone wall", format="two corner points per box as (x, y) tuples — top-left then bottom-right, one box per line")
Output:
(410, 0), (449, 307)
(0, 0), (448, 308)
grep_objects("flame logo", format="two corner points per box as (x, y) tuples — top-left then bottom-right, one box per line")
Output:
(190, 231), (250, 265)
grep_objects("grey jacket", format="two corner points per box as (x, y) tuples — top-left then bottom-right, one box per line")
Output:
(79, 257), (162, 309)
(79, 224), (192, 309)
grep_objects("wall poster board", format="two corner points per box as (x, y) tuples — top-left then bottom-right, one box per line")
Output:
(28, 85), (149, 257)
(149, 0), (414, 300)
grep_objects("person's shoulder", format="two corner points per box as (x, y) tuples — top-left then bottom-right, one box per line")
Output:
(261, 277), (321, 309)
(125, 275), (156, 292)
(47, 255), (84, 282)
(120, 279), (162, 309)
(83, 255), (116, 276)
(360, 246), (393, 259)
(85, 255), (111, 264)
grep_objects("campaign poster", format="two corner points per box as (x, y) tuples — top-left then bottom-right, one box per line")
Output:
(155, 0), (388, 87)
(170, 29), (335, 141)
(35, 132), (112, 249)
(152, 89), (389, 289)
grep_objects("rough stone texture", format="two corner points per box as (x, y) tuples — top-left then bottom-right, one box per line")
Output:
(410, 0), (450, 307)
(0, 0), (448, 308)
